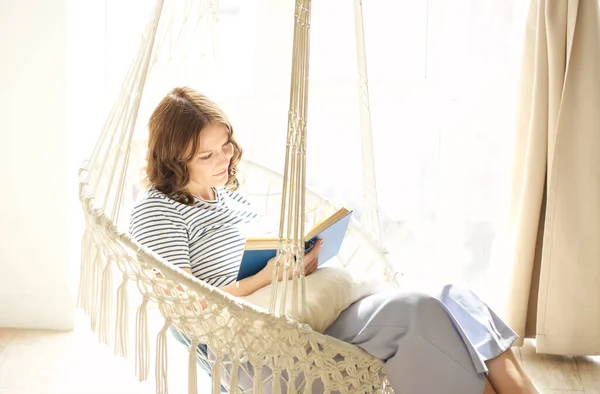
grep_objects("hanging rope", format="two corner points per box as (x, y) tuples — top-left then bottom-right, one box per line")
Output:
(353, 0), (383, 249)
(269, 0), (312, 321)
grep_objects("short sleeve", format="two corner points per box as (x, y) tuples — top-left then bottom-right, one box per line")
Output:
(129, 199), (191, 270)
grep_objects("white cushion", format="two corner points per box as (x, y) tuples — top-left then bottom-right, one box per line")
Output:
(241, 267), (385, 333)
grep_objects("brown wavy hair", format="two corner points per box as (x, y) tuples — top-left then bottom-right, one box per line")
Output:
(145, 87), (242, 205)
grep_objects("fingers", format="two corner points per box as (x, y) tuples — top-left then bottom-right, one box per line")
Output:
(307, 239), (323, 257)
(280, 239), (323, 278)
(304, 239), (323, 275)
(305, 259), (318, 276)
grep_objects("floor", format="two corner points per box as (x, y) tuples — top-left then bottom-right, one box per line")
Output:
(1, 310), (599, 394)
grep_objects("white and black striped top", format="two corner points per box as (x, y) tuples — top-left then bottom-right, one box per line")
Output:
(129, 187), (264, 287)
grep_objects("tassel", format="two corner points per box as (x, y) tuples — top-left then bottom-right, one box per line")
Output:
(83, 233), (94, 313)
(90, 248), (102, 334)
(304, 378), (312, 394)
(135, 296), (150, 381)
(252, 359), (263, 394)
(114, 272), (129, 358)
(272, 367), (282, 394)
(188, 340), (199, 394)
(76, 229), (89, 311)
(99, 256), (114, 345)
(211, 352), (222, 394)
(287, 369), (297, 394)
(229, 361), (239, 394)
(155, 320), (170, 394)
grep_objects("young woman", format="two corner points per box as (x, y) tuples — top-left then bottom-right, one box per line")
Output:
(129, 86), (540, 394)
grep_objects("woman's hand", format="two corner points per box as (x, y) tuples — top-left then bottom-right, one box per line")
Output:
(260, 239), (324, 283)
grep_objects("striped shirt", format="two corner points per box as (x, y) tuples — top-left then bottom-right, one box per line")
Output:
(129, 187), (264, 287)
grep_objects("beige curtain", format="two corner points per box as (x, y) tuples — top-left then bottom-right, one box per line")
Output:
(505, 0), (600, 355)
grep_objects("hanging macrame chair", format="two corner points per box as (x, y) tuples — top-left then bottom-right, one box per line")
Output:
(77, 0), (399, 393)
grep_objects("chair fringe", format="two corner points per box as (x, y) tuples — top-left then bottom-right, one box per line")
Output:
(211, 352), (223, 394)
(252, 359), (263, 394)
(188, 340), (198, 394)
(135, 296), (150, 381)
(90, 248), (102, 334)
(114, 272), (129, 358)
(272, 367), (282, 394)
(288, 369), (297, 394)
(229, 362), (239, 394)
(99, 256), (114, 345)
(77, 229), (90, 310)
(156, 320), (170, 394)
(304, 378), (313, 394)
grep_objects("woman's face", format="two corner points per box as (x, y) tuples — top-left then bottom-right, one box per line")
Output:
(185, 123), (234, 196)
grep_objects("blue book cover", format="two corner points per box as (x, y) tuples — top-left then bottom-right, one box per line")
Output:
(237, 208), (353, 281)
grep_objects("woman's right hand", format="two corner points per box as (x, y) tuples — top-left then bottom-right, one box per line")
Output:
(260, 239), (323, 284)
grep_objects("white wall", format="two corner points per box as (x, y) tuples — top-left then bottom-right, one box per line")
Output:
(0, 0), (73, 329)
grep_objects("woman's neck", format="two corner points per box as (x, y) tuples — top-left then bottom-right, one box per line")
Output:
(188, 185), (215, 201)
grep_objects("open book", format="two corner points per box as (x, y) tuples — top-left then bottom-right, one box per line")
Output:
(237, 207), (353, 281)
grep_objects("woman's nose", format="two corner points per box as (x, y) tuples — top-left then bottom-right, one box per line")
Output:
(219, 152), (231, 166)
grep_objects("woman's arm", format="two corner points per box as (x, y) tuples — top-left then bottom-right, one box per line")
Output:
(220, 238), (323, 297)
(176, 267), (269, 297)
(219, 269), (271, 297)
(180, 238), (323, 297)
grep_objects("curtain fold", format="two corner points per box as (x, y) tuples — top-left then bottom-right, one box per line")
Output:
(506, 0), (600, 355)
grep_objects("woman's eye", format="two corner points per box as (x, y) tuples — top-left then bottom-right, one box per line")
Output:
(199, 154), (212, 161)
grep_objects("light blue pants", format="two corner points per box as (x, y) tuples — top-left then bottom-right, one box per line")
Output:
(326, 285), (517, 393)
(170, 284), (518, 393)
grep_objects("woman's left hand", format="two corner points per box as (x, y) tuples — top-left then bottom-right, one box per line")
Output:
(260, 238), (323, 283)
(303, 238), (323, 276)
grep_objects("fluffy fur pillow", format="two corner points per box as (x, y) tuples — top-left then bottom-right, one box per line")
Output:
(241, 266), (385, 333)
